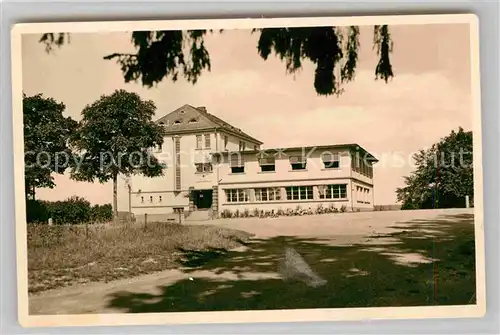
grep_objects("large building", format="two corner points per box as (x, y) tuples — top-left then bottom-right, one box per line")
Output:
(116, 104), (378, 221)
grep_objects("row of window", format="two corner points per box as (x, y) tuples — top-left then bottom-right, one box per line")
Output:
(352, 155), (374, 178)
(138, 184), (365, 205)
(229, 154), (342, 174)
(154, 133), (258, 154)
(141, 195), (162, 203)
(225, 184), (350, 203)
(356, 186), (372, 204)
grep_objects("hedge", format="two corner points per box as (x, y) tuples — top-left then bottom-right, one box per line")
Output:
(26, 196), (113, 224)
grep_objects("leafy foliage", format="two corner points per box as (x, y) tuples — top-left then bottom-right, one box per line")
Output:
(26, 199), (50, 223)
(69, 89), (166, 217)
(47, 196), (92, 224)
(23, 94), (78, 199)
(26, 196), (114, 224)
(40, 25), (393, 96)
(396, 128), (473, 209)
(90, 204), (113, 223)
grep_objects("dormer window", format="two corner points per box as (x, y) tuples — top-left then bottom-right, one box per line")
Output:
(322, 153), (340, 169)
(188, 118), (198, 123)
(230, 155), (245, 174)
(289, 156), (307, 170)
(174, 119), (182, 125)
(259, 157), (275, 172)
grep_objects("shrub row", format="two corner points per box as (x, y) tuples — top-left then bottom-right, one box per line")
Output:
(26, 196), (113, 224)
(220, 204), (348, 219)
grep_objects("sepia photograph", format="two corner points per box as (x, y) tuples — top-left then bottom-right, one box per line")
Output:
(12, 14), (485, 327)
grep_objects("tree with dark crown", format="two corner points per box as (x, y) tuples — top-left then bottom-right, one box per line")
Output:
(39, 25), (394, 96)
(396, 128), (473, 210)
(69, 89), (166, 220)
(23, 93), (78, 200)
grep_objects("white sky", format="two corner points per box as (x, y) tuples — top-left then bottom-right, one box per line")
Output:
(22, 23), (473, 205)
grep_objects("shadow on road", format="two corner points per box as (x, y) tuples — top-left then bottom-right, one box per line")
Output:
(107, 213), (476, 313)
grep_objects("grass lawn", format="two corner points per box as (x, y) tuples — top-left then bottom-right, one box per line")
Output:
(106, 213), (476, 312)
(27, 222), (252, 293)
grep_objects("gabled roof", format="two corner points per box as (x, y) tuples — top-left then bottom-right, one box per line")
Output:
(156, 104), (263, 144)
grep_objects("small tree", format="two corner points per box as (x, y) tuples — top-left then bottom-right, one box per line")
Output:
(70, 89), (166, 220)
(23, 93), (77, 200)
(396, 127), (473, 209)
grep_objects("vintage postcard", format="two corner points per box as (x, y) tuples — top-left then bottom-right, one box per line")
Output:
(11, 14), (485, 327)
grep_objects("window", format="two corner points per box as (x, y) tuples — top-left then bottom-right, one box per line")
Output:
(174, 119), (181, 125)
(239, 141), (246, 151)
(230, 154), (244, 173)
(259, 157), (276, 172)
(188, 118), (198, 123)
(322, 153), (340, 169)
(204, 134), (211, 148)
(149, 196), (153, 203)
(231, 166), (245, 174)
(356, 186), (363, 203)
(159, 196), (162, 202)
(196, 135), (202, 149)
(141, 196), (144, 203)
(285, 186), (313, 200)
(319, 184), (347, 200)
(255, 188), (281, 201)
(225, 189), (250, 203)
(195, 163), (213, 173)
(289, 156), (307, 170)
(224, 135), (228, 149)
(254, 145), (258, 151)
(261, 165), (275, 172)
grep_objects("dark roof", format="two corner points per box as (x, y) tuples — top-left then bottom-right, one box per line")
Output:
(212, 143), (378, 162)
(156, 104), (263, 144)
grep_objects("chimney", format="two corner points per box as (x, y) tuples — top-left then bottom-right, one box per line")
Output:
(197, 106), (207, 112)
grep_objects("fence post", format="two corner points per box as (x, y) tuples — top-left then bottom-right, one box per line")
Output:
(48, 218), (53, 226)
(144, 213), (148, 230)
(465, 195), (470, 209)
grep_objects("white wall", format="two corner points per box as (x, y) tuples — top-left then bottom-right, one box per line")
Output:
(218, 149), (352, 185)
(131, 191), (189, 215)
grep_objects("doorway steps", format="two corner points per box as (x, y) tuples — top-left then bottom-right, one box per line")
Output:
(185, 209), (212, 222)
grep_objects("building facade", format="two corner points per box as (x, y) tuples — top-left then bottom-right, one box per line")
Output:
(116, 104), (377, 221)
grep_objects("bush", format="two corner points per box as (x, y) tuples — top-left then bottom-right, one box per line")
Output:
(221, 209), (232, 219)
(26, 200), (49, 223)
(47, 196), (91, 224)
(340, 205), (347, 213)
(253, 208), (260, 217)
(90, 204), (113, 223)
(27, 196), (111, 225)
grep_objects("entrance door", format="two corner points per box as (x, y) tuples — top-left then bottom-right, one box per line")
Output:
(193, 189), (213, 209)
